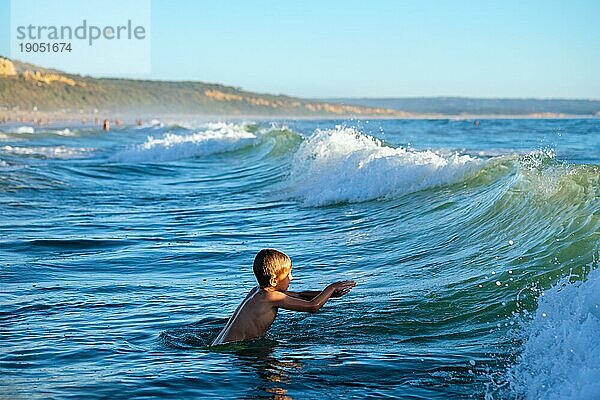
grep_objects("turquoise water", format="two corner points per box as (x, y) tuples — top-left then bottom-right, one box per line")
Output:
(1, 118), (599, 399)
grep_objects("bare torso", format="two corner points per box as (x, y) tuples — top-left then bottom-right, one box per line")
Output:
(212, 287), (278, 345)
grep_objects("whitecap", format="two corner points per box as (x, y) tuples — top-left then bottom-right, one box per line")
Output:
(508, 268), (600, 399)
(51, 128), (76, 136)
(111, 122), (258, 162)
(287, 126), (482, 206)
(0, 145), (92, 159)
(6, 126), (35, 134)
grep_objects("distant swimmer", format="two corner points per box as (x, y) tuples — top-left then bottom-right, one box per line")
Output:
(212, 249), (356, 345)
(102, 119), (110, 131)
(474, 120), (480, 128)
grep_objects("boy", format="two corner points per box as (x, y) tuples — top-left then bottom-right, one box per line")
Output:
(212, 248), (356, 345)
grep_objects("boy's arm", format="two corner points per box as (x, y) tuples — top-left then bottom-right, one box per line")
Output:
(285, 288), (348, 300)
(269, 281), (355, 313)
(284, 290), (321, 301)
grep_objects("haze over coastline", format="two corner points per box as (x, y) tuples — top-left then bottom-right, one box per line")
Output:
(0, 57), (405, 120)
(1, 57), (598, 121)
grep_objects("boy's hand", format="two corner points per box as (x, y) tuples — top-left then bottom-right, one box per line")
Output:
(330, 280), (356, 298)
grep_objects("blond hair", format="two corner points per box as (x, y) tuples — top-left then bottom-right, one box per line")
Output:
(253, 249), (291, 287)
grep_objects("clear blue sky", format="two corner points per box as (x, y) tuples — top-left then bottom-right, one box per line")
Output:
(1, 0), (599, 99)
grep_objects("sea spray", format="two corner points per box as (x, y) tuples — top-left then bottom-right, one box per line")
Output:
(508, 267), (600, 399)
(288, 126), (482, 206)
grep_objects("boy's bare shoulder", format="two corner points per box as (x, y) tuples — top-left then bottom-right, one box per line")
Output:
(245, 287), (283, 305)
(263, 290), (287, 302)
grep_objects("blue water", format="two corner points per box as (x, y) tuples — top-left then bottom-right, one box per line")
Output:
(1, 118), (599, 399)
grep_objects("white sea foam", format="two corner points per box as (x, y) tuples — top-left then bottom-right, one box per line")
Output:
(5, 126), (35, 134)
(1, 127), (77, 137)
(508, 268), (600, 399)
(0, 145), (91, 159)
(111, 122), (258, 162)
(50, 128), (76, 136)
(134, 119), (165, 130)
(287, 126), (482, 206)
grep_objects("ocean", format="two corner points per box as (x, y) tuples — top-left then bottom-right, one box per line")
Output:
(1, 118), (598, 399)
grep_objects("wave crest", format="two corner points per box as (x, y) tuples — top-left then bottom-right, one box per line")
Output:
(4, 126), (35, 134)
(0, 145), (92, 159)
(508, 267), (600, 399)
(287, 126), (482, 206)
(111, 122), (300, 162)
(111, 122), (257, 162)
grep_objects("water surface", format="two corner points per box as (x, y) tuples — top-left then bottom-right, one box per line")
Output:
(1, 118), (599, 399)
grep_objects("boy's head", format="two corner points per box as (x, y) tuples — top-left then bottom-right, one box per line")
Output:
(253, 248), (292, 289)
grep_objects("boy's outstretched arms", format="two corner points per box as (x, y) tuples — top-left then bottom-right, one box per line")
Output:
(270, 280), (356, 313)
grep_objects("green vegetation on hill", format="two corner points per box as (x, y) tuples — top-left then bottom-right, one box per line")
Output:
(0, 57), (401, 117)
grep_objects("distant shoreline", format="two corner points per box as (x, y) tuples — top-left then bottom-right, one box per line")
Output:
(324, 97), (600, 118)
(3, 57), (599, 122)
(0, 110), (597, 127)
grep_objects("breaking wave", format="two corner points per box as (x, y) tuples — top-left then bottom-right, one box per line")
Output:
(507, 267), (600, 399)
(0, 145), (92, 159)
(287, 126), (483, 206)
(111, 122), (300, 162)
